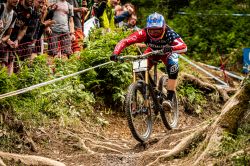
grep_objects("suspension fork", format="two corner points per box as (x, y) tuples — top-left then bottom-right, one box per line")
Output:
(133, 72), (136, 83)
(143, 63), (158, 108)
(143, 70), (160, 111)
(133, 70), (153, 109)
(144, 71), (149, 107)
(153, 63), (157, 84)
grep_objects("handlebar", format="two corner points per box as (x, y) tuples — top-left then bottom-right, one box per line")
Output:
(117, 49), (165, 62)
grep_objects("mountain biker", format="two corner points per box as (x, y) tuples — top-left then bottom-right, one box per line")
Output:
(110, 12), (187, 111)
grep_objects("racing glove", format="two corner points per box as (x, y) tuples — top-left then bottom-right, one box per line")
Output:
(163, 45), (173, 54)
(110, 54), (118, 62)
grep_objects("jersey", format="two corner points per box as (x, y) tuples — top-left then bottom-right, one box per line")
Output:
(113, 25), (187, 55)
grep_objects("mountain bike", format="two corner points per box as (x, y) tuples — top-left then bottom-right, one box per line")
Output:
(118, 50), (179, 143)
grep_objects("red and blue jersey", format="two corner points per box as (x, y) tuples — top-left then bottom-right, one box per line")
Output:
(113, 25), (187, 55)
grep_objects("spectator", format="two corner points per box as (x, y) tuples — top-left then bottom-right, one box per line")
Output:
(114, 4), (122, 15)
(67, 0), (88, 54)
(47, 0), (75, 59)
(123, 3), (135, 14)
(114, 4), (123, 27)
(88, 0), (106, 19)
(0, 0), (17, 43)
(94, 0), (134, 29)
(112, 1), (134, 27)
(8, 0), (34, 64)
(33, 0), (47, 55)
(19, 0), (45, 61)
(124, 14), (140, 31)
(124, 14), (146, 49)
(0, 0), (18, 75)
(33, 0), (55, 55)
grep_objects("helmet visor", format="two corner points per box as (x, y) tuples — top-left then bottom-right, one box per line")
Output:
(147, 28), (164, 38)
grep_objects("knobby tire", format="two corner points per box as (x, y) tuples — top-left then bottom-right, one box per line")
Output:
(125, 82), (152, 143)
(158, 75), (179, 129)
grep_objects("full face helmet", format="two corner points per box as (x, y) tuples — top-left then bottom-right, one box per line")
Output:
(146, 12), (166, 40)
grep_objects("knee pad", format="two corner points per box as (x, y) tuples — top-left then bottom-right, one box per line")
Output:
(166, 53), (179, 79)
(167, 63), (179, 79)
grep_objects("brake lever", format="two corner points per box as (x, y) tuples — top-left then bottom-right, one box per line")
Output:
(152, 49), (164, 56)
(118, 56), (124, 63)
(158, 49), (165, 55)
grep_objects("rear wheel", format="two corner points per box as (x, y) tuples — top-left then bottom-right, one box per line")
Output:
(125, 81), (152, 143)
(158, 75), (179, 129)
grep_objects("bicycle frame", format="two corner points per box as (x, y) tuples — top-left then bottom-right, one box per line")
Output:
(132, 58), (165, 112)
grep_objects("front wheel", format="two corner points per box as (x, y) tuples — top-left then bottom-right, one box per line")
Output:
(125, 81), (152, 143)
(158, 75), (179, 129)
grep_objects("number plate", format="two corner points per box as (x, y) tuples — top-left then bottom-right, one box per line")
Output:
(133, 59), (148, 72)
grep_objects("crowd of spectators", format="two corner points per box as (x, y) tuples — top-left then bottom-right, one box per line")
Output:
(0, 0), (139, 75)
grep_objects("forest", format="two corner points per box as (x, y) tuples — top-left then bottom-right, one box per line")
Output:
(0, 0), (249, 165)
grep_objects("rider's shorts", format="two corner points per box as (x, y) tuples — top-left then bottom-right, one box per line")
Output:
(146, 52), (179, 79)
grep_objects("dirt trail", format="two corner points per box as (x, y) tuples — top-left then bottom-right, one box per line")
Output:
(26, 69), (218, 166)
(30, 66), (236, 166)
(1, 67), (244, 165)
(24, 103), (216, 166)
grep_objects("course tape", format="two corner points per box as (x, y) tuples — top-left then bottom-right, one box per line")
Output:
(177, 12), (250, 17)
(0, 61), (113, 100)
(200, 63), (245, 81)
(179, 55), (229, 88)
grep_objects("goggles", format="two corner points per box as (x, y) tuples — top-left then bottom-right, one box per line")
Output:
(147, 28), (164, 38)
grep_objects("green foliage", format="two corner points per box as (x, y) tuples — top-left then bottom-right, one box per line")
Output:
(124, 0), (249, 71)
(172, 0), (250, 70)
(0, 128), (22, 153)
(0, 54), (95, 151)
(0, 68), (17, 94)
(219, 129), (250, 165)
(0, 27), (139, 127)
(178, 83), (205, 104)
(0, 54), (94, 123)
(79, 28), (137, 107)
(178, 82), (206, 114)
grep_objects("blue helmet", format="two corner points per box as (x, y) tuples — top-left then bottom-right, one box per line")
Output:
(146, 12), (166, 40)
(146, 12), (165, 29)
